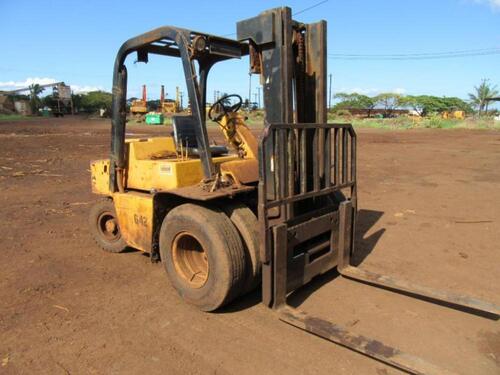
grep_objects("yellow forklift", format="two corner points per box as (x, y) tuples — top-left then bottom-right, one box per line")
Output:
(89, 7), (499, 374)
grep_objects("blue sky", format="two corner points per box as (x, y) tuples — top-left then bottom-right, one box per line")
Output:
(1, 0), (499, 103)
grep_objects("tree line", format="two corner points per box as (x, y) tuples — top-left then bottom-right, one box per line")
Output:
(12, 87), (113, 114)
(332, 79), (498, 117)
(21, 79), (499, 117)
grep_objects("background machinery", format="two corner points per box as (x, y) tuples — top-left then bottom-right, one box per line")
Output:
(89, 7), (499, 374)
(160, 85), (180, 114)
(0, 81), (73, 116)
(129, 84), (148, 118)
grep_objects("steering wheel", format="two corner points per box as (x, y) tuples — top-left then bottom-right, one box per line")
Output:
(208, 94), (242, 122)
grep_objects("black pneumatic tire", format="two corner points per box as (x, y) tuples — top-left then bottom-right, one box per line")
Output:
(159, 204), (246, 312)
(89, 199), (127, 253)
(221, 202), (261, 294)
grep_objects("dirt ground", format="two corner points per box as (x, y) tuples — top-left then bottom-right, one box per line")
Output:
(0, 116), (499, 375)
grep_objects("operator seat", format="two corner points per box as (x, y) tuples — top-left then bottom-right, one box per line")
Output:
(171, 115), (228, 157)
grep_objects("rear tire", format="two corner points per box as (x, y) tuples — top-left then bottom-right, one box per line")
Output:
(221, 202), (261, 294)
(159, 204), (245, 311)
(89, 199), (127, 253)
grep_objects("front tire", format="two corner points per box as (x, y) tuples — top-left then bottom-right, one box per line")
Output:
(221, 202), (260, 294)
(159, 204), (246, 311)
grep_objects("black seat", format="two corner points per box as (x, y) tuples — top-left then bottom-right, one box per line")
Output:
(171, 115), (228, 157)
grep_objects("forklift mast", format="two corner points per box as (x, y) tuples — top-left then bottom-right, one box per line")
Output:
(238, 7), (327, 125)
(237, 7), (352, 308)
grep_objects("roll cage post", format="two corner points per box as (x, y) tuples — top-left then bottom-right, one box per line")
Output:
(109, 27), (245, 192)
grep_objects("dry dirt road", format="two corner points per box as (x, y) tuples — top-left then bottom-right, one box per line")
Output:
(1, 117), (499, 375)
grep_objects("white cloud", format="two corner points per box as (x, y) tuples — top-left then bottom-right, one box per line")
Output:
(471, 0), (500, 10)
(336, 87), (407, 95)
(337, 87), (380, 95)
(393, 88), (407, 95)
(71, 85), (104, 94)
(0, 77), (104, 94)
(0, 77), (58, 89)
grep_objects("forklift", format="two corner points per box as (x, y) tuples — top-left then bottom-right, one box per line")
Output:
(89, 7), (499, 374)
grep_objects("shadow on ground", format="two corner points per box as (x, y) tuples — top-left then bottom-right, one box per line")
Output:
(220, 209), (385, 312)
(286, 209), (385, 308)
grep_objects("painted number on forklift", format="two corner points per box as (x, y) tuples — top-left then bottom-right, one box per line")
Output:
(159, 163), (172, 175)
(134, 214), (148, 227)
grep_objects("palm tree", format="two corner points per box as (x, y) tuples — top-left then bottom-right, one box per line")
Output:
(218, 92), (232, 106)
(468, 79), (499, 115)
(28, 84), (45, 113)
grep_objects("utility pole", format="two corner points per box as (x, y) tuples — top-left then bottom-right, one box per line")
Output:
(328, 74), (332, 110)
(248, 73), (252, 112)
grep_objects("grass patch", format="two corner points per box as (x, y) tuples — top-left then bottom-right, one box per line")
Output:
(125, 111), (500, 131)
(0, 114), (32, 122)
(326, 115), (500, 130)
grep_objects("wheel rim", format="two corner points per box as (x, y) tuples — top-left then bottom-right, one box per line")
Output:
(172, 232), (209, 288)
(97, 211), (120, 242)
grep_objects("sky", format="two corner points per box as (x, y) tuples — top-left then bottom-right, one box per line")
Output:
(0, 0), (499, 105)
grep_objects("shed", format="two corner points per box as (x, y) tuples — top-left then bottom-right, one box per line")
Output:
(0, 95), (15, 113)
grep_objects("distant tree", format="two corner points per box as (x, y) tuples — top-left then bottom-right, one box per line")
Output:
(28, 84), (45, 113)
(333, 93), (376, 117)
(147, 99), (160, 111)
(71, 93), (84, 111)
(218, 92), (231, 106)
(400, 95), (426, 116)
(440, 97), (473, 114)
(468, 79), (499, 115)
(400, 95), (473, 117)
(400, 95), (442, 116)
(374, 93), (401, 117)
(41, 94), (54, 107)
(81, 91), (113, 113)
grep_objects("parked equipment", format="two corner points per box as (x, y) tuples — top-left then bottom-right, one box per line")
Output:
(145, 113), (164, 125)
(130, 84), (148, 117)
(442, 110), (465, 120)
(1, 81), (73, 116)
(89, 7), (499, 374)
(160, 85), (179, 114)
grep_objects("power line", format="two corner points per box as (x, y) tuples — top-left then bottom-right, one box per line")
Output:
(329, 47), (500, 60)
(331, 47), (500, 57)
(221, 0), (329, 37)
(293, 0), (329, 16)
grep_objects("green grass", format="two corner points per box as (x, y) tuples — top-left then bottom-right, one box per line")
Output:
(326, 114), (500, 130)
(117, 112), (500, 131)
(242, 111), (500, 130)
(0, 114), (32, 122)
